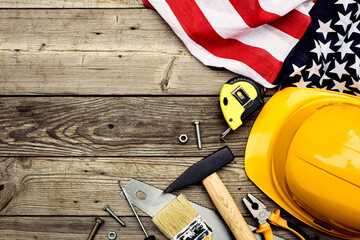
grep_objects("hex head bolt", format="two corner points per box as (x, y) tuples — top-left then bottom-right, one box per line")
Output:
(87, 217), (104, 240)
(103, 204), (126, 227)
(193, 121), (202, 149)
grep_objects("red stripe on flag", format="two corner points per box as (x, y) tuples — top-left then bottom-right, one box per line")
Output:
(229, 0), (280, 28)
(270, 10), (311, 39)
(165, 0), (282, 83)
(143, 0), (154, 8)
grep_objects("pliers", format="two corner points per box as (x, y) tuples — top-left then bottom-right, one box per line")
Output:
(243, 193), (309, 240)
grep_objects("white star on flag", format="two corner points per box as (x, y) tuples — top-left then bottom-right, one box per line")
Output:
(306, 60), (322, 78)
(347, 20), (360, 36)
(319, 40), (334, 60)
(331, 79), (350, 92)
(316, 20), (335, 39)
(349, 55), (360, 78)
(310, 40), (322, 61)
(335, 12), (353, 32)
(290, 64), (306, 77)
(338, 40), (354, 60)
(335, 0), (356, 11)
(355, 4), (360, 18)
(335, 32), (346, 47)
(322, 60), (331, 72)
(293, 77), (312, 87)
(330, 60), (349, 79)
(350, 77), (360, 89)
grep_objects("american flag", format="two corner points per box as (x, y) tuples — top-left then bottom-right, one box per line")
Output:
(143, 0), (314, 88)
(274, 0), (360, 96)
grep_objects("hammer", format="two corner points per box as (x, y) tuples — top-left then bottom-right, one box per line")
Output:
(165, 147), (256, 240)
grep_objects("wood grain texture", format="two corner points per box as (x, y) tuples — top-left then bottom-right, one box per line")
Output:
(0, 216), (341, 240)
(0, 156), (259, 216)
(0, 96), (261, 156)
(0, 9), (237, 95)
(0, 0), (144, 8)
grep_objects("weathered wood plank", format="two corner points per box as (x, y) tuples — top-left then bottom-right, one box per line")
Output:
(0, 216), (167, 240)
(0, 157), (257, 215)
(0, 9), (182, 52)
(0, 97), (260, 156)
(0, 216), (341, 240)
(0, 9), (238, 95)
(0, 51), (236, 95)
(0, 0), (144, 8)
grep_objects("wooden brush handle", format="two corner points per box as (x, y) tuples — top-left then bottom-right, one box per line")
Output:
(202, 172), (256, 240)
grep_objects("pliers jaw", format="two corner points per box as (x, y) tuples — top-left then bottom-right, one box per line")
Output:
(243, 193), (271, 225)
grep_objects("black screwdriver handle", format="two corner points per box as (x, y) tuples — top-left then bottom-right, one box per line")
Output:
(145, 235), (155, 240)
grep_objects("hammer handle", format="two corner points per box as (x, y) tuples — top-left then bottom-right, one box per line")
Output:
(202, 172), (256, 240)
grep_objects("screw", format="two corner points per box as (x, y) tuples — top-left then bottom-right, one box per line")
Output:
(193, 121), (202, 149)
(103, 204), (126, 227)
(87, 217), (104, 240)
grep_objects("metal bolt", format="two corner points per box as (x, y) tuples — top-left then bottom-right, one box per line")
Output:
(193, 121), (202, 149)
(103, 204), (126, 227)
(87, 217), (104, 240)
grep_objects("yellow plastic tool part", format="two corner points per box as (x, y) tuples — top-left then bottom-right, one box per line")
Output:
(219, 80), (258, 130)
(245, 87), (360, 239)
(269, 209), (305, 240)
(256, 222), (274, 240)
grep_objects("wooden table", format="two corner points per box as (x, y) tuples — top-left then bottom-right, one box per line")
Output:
(0, 1), (342, 239)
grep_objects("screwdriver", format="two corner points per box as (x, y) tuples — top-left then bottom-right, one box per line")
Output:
(119, 180), (156, 240)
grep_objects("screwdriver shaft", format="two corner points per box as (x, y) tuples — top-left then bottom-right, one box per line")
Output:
(119, 181), (149, 238)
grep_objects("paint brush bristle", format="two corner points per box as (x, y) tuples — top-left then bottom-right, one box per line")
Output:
(152, 194), (199, 239)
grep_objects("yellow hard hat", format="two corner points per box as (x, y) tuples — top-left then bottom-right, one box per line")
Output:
(245, 87), (360, 239)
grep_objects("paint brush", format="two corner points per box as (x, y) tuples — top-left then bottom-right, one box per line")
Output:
(152, 194), (213, 240)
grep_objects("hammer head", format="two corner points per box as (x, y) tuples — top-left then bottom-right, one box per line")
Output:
(164, 147), (234, 193)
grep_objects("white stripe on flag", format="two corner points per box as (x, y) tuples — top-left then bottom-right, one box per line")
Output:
(195, 0), (298, 61)
(148, 0), (276, 88)
(295, 1), (315, 15)
(194, 0), (250, 35)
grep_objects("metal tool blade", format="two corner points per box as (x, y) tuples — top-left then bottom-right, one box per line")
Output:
(120, 179), (285, 240)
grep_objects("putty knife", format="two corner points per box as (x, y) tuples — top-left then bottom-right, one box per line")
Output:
(120, 179), (285, 240)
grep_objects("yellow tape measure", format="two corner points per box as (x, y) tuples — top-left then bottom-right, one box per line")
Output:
(220, 76), (264, 139)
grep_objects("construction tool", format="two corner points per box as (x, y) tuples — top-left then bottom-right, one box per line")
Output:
(219, 76), (263, 140)
(119, 181), (156, 240)
(243, 193), (308, 240)
(87, 217), (104, 240)
(164, 147), (256, 240)
(152, 194), (213, 240)
(120, 179), (285, 240)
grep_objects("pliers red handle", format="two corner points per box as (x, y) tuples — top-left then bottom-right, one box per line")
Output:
(243, 193), (308, 240)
